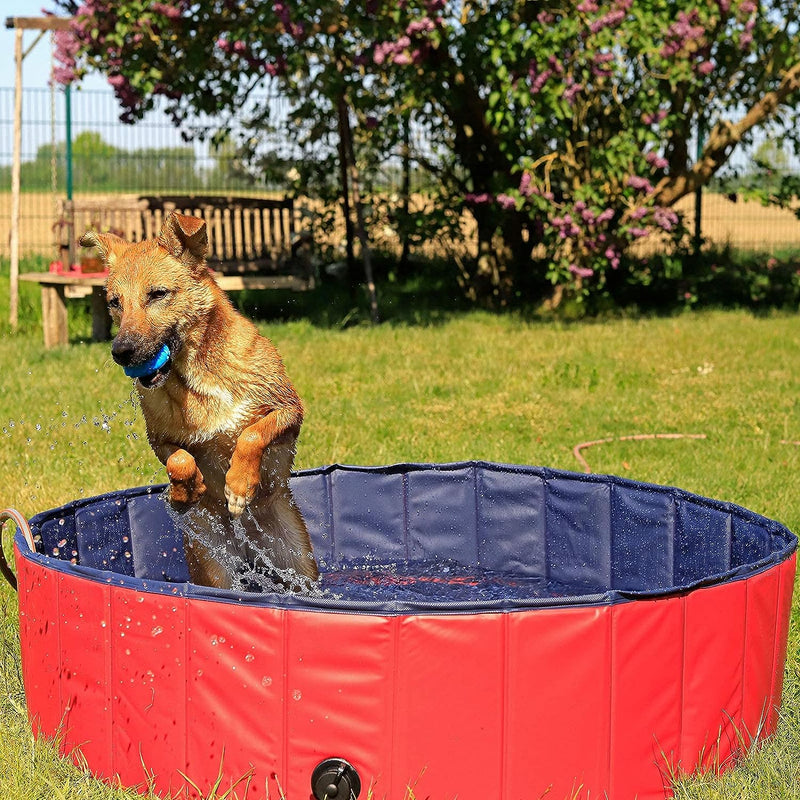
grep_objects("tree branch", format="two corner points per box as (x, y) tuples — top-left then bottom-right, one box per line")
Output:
(652, 60), (800, 207)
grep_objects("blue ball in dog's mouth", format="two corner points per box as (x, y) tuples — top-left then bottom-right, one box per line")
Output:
(123, 344), (171, 386)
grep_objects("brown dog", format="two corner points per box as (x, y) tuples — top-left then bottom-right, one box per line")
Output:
(80, 212), (318, 590)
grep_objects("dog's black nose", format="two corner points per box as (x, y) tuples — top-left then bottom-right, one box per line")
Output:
(111, 337), (137, 366)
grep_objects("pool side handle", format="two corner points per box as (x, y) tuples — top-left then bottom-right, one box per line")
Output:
(0, 508), (35, 592)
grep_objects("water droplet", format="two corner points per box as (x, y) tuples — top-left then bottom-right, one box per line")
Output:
(261, 676), (272, 687)
(151, 626), (164, 637)
(245, 653), (255, 662)
(292, 689), (302, 701)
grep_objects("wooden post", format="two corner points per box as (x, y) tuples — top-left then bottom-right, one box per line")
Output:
(90, 287), (112, 342)
(10, 27), (23, 330)
(41, 284), (68, 348)
(6, 15), (73, 324)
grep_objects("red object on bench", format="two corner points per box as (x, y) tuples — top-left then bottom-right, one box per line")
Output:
(48, 260), (108, 279)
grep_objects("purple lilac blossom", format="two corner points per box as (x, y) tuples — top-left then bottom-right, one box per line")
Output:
(564, 82), (583, 104)
(465, 193), (492, 205)
(590, 9), (626, 34)
(646, 152), (669, 169)
(407, 17), (436, 35)
(528, 61), (552, 94)
(661, 10), (705, 59)
(151, 2), (181, 18)
(653, 207), (679, 231)
(627, 175), (654, 193)
(496, 194), (517, 210)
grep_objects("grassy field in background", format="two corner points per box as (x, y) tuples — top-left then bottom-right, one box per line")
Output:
(4, 190), (800, 259)
(1, 277), (799, 797)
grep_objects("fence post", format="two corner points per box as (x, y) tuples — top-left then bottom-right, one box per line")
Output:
(65, 84), (75, 267)
(65, 83), (73, 201)
(9, 27), (23, 330)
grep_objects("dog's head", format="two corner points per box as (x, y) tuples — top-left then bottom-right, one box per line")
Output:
(81, 212), (214, 389)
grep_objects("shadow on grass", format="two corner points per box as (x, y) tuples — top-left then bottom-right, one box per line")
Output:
(233, 254), (477, 329)
(5, 244), (800, 340)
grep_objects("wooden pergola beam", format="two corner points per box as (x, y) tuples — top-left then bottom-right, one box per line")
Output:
(5, 17), (72, 31)
(5, 15), (73, 330)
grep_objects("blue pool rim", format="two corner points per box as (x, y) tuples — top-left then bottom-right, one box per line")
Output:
(17, 461), (798, 615)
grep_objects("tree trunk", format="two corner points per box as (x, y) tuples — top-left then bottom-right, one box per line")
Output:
(337, 93), (380, 325)
(459, 209), (512, 307)
(399, 112), (411, 274)
(336, 94), (357, 286)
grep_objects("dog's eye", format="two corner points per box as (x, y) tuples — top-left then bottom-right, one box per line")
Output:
(108, 296), (121, 310)
(147, 288), (171, 304)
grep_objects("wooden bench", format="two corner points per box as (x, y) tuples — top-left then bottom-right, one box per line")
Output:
(22, 194), (316, 348)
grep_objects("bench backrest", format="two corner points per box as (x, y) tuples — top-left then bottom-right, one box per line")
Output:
(139, 195), (297, 269)
(61, 195), (305, 274)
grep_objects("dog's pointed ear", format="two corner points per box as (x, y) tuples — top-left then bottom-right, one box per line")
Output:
(158, 212), (208, 269)
(78, 230), (127, 267)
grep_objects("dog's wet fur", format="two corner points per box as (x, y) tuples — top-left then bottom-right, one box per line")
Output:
(81, 212), (319, 589)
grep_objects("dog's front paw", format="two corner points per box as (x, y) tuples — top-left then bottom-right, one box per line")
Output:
(224, 484), (248, 518)
(224, 468), (258, 518)
(167, 449), (206, 506)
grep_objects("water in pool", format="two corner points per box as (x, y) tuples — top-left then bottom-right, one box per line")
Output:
(319, 560), (607, 604)
(167, 498), (606, 604)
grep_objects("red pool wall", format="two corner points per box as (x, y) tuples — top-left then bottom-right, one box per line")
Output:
(16, 546), (796, 800)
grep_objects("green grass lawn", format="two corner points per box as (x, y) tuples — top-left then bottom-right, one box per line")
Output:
(1, 281), (799, 797)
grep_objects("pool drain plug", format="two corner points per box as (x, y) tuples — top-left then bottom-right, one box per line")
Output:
(311, 758), (361, 800)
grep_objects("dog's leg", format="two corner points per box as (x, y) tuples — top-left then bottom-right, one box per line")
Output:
(161, 447), (206, 506)
(224, 407), (301, 517)
(269, 490), (319, 580)
(182, 530), (232, 589)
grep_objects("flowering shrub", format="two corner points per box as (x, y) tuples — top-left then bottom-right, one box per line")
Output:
(51, 0), (800, 306)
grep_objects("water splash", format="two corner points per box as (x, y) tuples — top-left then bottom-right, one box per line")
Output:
(165, 500), (324, 597)
(1, 393), (156, 509)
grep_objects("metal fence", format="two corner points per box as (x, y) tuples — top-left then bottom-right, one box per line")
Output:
(2, 85), (800, 261)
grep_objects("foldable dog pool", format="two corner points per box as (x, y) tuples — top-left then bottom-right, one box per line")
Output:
(5, 462), (796, 800)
